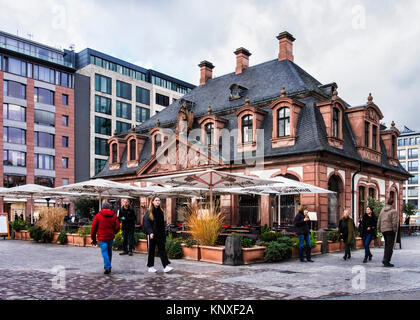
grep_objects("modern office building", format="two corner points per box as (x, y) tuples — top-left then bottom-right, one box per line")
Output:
(0, 30), (76, 218)
(398, 126), (419, 210)
(74, 48), (195, 181)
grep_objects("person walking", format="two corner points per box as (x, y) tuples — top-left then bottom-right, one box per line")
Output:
(293, 206), (314, 263)
(339, 209), (355, 261)
(377, 197), (399, 267)
(91, 202), (120, 274)
(119, 198), (137, 256)
(142, 196), (173, 273)
(360, 206), (377, 263)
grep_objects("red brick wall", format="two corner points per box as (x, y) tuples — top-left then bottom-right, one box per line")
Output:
(54, 85), (75, 186)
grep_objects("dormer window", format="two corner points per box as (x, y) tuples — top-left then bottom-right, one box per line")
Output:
(205, 122), (214, 146)
(111, 143), (117, 163)
(333, 108), (339, 138)
(392, 135), (396, 158)
(129, 139), (136, 161)
(229, 84), (247, 101)
(242, 115), (253, 143)
(365, 121), (370, 147)
(278, 107), (290, 137)
(154, 133), (162, 153)
(372, 125), (378, 150)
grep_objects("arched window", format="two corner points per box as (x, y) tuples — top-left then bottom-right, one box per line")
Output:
(333, 108), (339, 138)
(111, 143), (117, 163)
(242, 115), (253, 143)
(129, 139), (136, 161)
(205, 122), (214, 146)
(154, 133), (162, 153)
(277, 107), (290, 137)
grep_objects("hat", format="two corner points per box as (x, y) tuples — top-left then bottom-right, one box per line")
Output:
(102, 202), (111, 209)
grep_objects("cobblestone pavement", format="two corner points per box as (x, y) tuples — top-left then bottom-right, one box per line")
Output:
(1, 236), (420, 300)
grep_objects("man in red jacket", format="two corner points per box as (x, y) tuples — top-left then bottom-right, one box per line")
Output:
(91, 202), (120, 274)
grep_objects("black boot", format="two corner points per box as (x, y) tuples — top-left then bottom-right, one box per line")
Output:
(343, 255), (347, 261)
(363, 256), (368, 263)
(368, 253), (373, 261)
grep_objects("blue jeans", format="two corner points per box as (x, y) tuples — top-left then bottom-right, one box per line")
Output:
(362, 234), (372, 257)
(298, 233), (311, 261)
(99, 240), (114, 269)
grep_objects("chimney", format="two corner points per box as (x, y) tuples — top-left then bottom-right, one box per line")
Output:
(234, 47), (251, 74)
(198, 60), (214, 85)
(277, 31), (295, 62)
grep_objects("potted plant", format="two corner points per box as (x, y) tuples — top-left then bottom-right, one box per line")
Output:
(355, 232), (363, 249)
(74, 225), (91, 247)
(165, 235), (183, 259)
(12, 220), (27, 240)
(186, 200), (225, 264)
(37, 207), (67, 244)
(57, 231), (67, 245)
(263, 237), (293, 263)
(241, 236), (266, 264)
(181, 239), (200, 261)
(134, 232), (148, 253)
(327, 230), (341, 252)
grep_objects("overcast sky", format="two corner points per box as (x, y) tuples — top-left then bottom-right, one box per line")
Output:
(1, 0), (419, 131)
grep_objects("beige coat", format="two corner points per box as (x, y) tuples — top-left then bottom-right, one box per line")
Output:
(377, 204), (399, 233)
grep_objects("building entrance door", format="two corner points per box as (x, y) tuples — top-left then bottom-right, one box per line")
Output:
(239, 195), (259, 225)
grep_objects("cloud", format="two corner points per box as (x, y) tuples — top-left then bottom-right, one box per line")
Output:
(1, 0), (419, 130)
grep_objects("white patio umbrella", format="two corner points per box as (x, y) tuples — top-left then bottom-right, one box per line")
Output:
(0, 184), (54, 224)
(139, 169), (277, 211)
(54, 178), (140, 210)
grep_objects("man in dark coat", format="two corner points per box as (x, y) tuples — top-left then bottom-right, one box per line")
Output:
(293, 207), (314, 263)
(119, 198), (137, 256)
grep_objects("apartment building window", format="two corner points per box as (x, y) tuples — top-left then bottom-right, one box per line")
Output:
(409, 174), (418, 185)
(34, 87), (54, 105)
(136, 87), (150, 105)
(34, 110), (55, 127)
(95, 138), (109, 156)
(33, 65), (55, 84)
(116, 101), (132, 120)
(62, 115), (69, 127)
(35, 132), (54, 148)
(401, 162), (407, 170)
(408, 187), (418, 198)
(408, 148), (418, 159)
(3, 104), (26, 122)
(408, 161), (418, 172)
(62, 178), (69, 186)
(3, 80), (26, 99)
(34, 154), (54, 170)
(62, 157), (68, 169)
(116, 80), (132, 100)
(3, 175), (26, 188)
(398, 139), (403, 146)
(62, 94), (69, 105)
(155, 93), (169, 106)
(408, 199), (418, 209)
(35, 177), (54, 187)
(62, 136), (69, 147)
(95, 74), (111, 94)
(398, 149), (406, 160)
(95, 95), (112, 115)
(136, 106), (150, 122)
(116, 121), (131, 134)
(417, 137), (420, 145)
(3, 150), (26, 167)
(3, 127), (26, 144)
(3, 56), (26, 76)
(95, 159), (107, 174)
(95, 116), (112, 136)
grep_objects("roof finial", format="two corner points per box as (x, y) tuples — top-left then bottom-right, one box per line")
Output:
(332, 88), (338, 100)
(156, 119), (161, 127)
(367, 93), (373, 104)
(281, 87), (286, 97)
(391, 120), (395, 128)
(245, 96), (250, 105)
(131, 125), (136, 132)
(113, 129), (117, 136)
(207, 105), (212, 114)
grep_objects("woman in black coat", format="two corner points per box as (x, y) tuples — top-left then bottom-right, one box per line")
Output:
(142, 196), (172, 273)
(338, 209), (355, 260)
(360, 206), (377, 263)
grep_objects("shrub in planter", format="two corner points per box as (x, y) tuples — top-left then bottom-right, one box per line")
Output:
(292, 232), (317, 249)
(42, 231), (54, 243)
(12, 219), (27, 232)
(166, 239), (183, 259)
(113, 229), (123, 250)
(261, 224), (270, 234)
(28, 225), (45, 242)
(327, 230), (340, 243)
(37, 207), (67, 234)
(184, 239), (198, 248)
(259, 232), (277, 242)
(78, 225), (91, 237)
(264, 241), (291, 262)
(57, 231), (67, 245)
(241, 237), (253, 248)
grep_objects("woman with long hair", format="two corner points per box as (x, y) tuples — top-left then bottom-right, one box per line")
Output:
(360, 206), (377, 263)
(338, 209), (355, 261)
(142, 196), (173, 273)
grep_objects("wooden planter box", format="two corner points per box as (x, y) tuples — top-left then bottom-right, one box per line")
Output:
(242, 246), (266, 264)
(52, 232), (60, 243)
(355, 237), (363, 249)
(311, 241), (322, 255)
(327, 240), (341, 252)
(73, 235), (86, 247)
(199, 245), (225, 264)
(85, 235), (92, 246)
(22, 230), (31, 240)
(14, 230), (23, 240)
(134, 239), (148, 253)
(66, 233), (75, 245)
(181, 244), (200, 261)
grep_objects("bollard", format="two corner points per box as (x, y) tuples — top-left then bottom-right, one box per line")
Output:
(317, 229), (328, 254)
(224, 234), (243, 265)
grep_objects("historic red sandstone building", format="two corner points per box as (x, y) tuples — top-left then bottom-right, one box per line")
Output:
(96, 32), (409, 230)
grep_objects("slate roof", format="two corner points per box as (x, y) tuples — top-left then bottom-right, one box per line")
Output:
(95, 58), (410, 178)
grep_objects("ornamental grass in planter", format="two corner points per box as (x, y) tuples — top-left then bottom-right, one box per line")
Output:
(185, 200), (225, 264)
